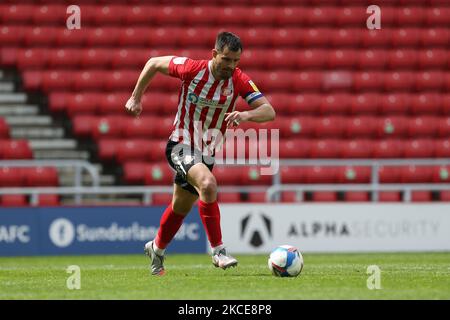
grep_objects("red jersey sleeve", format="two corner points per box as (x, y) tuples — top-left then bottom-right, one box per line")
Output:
(168, 56), (204, 81)
(236, 70), (264, 105)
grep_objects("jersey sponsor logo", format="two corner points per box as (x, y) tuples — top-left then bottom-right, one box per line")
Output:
(248, 80), (260, 92)
(188, 92), (199, 104)
(173, 57), (188, 65)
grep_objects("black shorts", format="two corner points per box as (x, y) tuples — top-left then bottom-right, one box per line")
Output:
(165, 140), (215, 196)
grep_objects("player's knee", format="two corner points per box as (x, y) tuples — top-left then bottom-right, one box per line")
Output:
(171, 200), (192, 216)
(199, 176), (217, 199)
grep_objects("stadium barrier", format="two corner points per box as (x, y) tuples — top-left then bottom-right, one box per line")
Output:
(219, 204), (450, 254)
(0, 206), (205, 256)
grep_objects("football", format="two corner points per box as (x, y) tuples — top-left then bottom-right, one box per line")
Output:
(268, 245), (304, 277)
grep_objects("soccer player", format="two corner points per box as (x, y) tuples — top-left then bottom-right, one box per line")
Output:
(125, 31), (275, 276)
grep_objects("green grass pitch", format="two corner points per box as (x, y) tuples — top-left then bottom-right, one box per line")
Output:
(0, 252), (449, 300)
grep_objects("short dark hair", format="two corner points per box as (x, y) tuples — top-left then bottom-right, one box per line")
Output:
(215, 31), (243, 52)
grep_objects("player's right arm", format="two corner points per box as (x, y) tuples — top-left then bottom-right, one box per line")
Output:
(125, 56), (174, 117)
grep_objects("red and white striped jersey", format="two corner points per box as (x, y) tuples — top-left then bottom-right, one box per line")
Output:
(167, 56), (263, 151)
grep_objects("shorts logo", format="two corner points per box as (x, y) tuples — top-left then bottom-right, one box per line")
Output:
(188, 93), (199, 104)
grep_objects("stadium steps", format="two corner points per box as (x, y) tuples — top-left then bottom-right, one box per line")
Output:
(0, 68), (117, 188)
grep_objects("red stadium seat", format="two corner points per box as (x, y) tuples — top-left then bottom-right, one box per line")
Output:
(438, 118), (450, 138)
(314, 116), (345, 138)
(373, 140), (404, 158)
(353, 72), (383, 91)
(345, 192), (370, 202)
(24, 27), (57, 46)
(412, 191), (432, 202)
(440, 191), (450, 202)
(388, 49), (418, 69)
(306, 166), (337, 184)
(218, 192), (241, 203)
(379, 166), (401, 183)
(116, 140), (154, 164)
(400, 165), (433, 183)
(123, 6), (157, 25)
(98, 92), (130, 115)
(17, 49), (48, 69)
(362, 29), (391, 47)
(80, 49), (112, 68)
(350, 93), (380, 115)
(377, 116), (408, 138)
(111, 49), (149, 68)
(98, 139), (121, 162)
(312, 192), (337, 202)
(24, 167), (59, 187)
(123, 162), (149, 184)
(73, 70), (108, 91)
(307, 7), (338, 26)
(86, 27), (119, 46)
(380, 93), (411, 115)
(288, 94), (321, 115)
(144, 163), (174, 185)
(55, 28), (86, 46)
(358, 49), (387, 69)
(302, 28), (330, 46)
(384, 72), (414, 91)
(42, 71), (74, 91)
(420, 28), (449, 47)
(48, 49), (81, 68)
(280, 117), (316, 138)
(184, 6), (219, 25)
(266, 49), (297, 69)
(275, 7), (308, 26)
(33, 5), (67, 25)
(0, 118), (10, 138)
(293, 72), (323, 91)
(1, 195), (27, 207)
(123, 117), (157, 138)
(434, 139), (450, 158)
(340, 139), (373, 158)
(418, 49), (448, 68)
(328, 49), (358, 69)
(0, 167), (23, 187)
(330, 29), (361, 47)
(310, 139), (340, 158)
(391, 28), (420, 47)
(241, 167), (273, 185)
(271, 28), (303, 46)
(92, 5), (126, 25)
(37, 194), (60, 207)
(280, 166), (307, 184)
(396, 7), (425, 26)
(92, 116), (124, 140)
(336, 6), (367, 26)
(118, 27), (152, 47)
(346, 116), (377, 138)
(319, 94), (351, 115)
(1, 5), (34, 23)
(433, 166), (450, 183)
(403, 139), (435, 158)
(379, 192), (402, 202)
(245, 192), (267, 203)
(67, 93), (102, 116)
(425, 7), (450, 26)
(408, 117), (438, 138)
(410, 93), (442, 115)
(336, 166), (371, 183)
(0, 140), (33, 159)
(416, 71), (444, 90)
(279, 139), (312, 158)
(72, 115), (97, 137)
(281, 191), (301, 203)
(152, 193), (173, 205)
(297, 49), (327, 69)
(212, 166), (242, 185)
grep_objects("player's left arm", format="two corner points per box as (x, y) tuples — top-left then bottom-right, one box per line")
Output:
(225, 97), (275, 127)
(225, 74), (275, 127)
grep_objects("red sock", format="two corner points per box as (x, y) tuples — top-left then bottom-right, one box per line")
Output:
(154, 205), (185, 249)
(198, 199), (223, 248)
